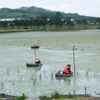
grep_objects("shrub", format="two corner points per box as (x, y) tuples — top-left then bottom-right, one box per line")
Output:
(15, 93), (28, 100)
(50, 91), (62, 99)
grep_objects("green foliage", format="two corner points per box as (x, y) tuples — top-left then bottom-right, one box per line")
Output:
(67, 93), (75, 98)
(67, 90), (76, 98)
(39, 94), (49, 100)
(39, 91), (62, 100)
(0, 6), (98, 31)
(0, 6), (97, 21)
(53, 12), (63, 27)
(0, 7), (55, 18)
(15, 94), (27, 100)
(97, 27), (100, 29)
(50, 91), (62, 99)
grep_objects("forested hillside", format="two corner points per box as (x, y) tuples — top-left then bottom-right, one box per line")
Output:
(0, 6), (97, 21)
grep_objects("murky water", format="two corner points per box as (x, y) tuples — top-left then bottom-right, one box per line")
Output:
(0, 30), (100, 98)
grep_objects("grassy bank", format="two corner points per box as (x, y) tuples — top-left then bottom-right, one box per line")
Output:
(11, 91), (98, 100)
(38, 91), (98, 100)
(0, 24), (100, 33)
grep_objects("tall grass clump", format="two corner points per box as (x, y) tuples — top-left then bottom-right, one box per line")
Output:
(50, 91), (62, 99)
(0, 82), (4, 89)
(39, 93), (49, 100)
(67, 90), (77, 99)
(15, 93), (28, 100)
(0, 94), (2, 100)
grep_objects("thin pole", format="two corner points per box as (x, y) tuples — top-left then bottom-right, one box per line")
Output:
(34, 48), (36, 58)
(85, 87), (87, 95)
(73, 46), (76, 75)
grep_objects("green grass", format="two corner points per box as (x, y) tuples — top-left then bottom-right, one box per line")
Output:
(15, 94), (28, 100)
(39, 93), (49, 100)
(0, 24), (100, 33)
(50, 91), (62, 99)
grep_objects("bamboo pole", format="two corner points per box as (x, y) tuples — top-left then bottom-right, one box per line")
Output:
(73, 46), (76, 75)
(34, 48), (36, 58)
(73, 46), (76, 95)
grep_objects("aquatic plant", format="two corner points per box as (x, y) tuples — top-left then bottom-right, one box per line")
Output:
(67, 89), (77, 98)
(86, 69), (89, 76)
(15, 93), (28, 100)
(29, 75), (37, 85)
(39, 91), (62, 100)
(0, 82), (4, 89)
(39, 93), (49, 100)
(50, 73), (54, 81)
(67, 92), (75, 98)
(50, 91), (62, 99)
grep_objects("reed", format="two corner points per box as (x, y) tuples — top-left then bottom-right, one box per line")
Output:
(39, 93), (49, 100)
(29, 75), (37, 85)
(39, 74), (42, 80)
(50, 91), (62, 99)
(50, 73), (54, 81)
(86, 69), (89, 76)
(0, 82), (4, 88)
(67, 90), (75, 98)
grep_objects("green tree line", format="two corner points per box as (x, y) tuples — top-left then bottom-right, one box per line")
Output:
(0, 12), (100, 30)
(0, 6), (98, 21)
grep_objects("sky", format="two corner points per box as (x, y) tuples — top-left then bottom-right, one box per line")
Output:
(0, 0), (100, 17)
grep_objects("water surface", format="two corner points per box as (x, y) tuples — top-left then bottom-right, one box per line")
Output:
(0, 30), (100, 97)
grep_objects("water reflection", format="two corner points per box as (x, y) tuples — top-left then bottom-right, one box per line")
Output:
(56, 77), (71, 85)
(50, 73), (54, 81)
(26, 66), (42, 71)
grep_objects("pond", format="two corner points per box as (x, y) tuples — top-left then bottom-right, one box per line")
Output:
(0, 29), (100, 98)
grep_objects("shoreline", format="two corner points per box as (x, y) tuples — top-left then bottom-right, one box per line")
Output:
(0, 25), (100, 33)
(1, 93), (100, 100)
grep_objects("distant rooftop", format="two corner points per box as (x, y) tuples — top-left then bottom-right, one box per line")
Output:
(0, 18), (21, 21)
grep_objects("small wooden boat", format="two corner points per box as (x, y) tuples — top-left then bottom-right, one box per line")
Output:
(31, 45), (40, 49)
(26, 63), (43, 67)
(26, 46), (42, 67)
(0, 93), (18, 100)
(55, 70), (73, 77)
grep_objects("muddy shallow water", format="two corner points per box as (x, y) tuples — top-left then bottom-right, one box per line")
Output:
(0, 29), (100, 98)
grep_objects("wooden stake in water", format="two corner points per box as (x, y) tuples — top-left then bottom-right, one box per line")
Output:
(73, 46), (76, 75)
(34, 48), (36, 58)
(85, 87), (87, 95)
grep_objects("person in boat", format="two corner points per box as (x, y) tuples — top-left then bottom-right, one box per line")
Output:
(63, 64), (71, 74)
(33, 43), (37, 47)
(35, 57), (41, 64)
